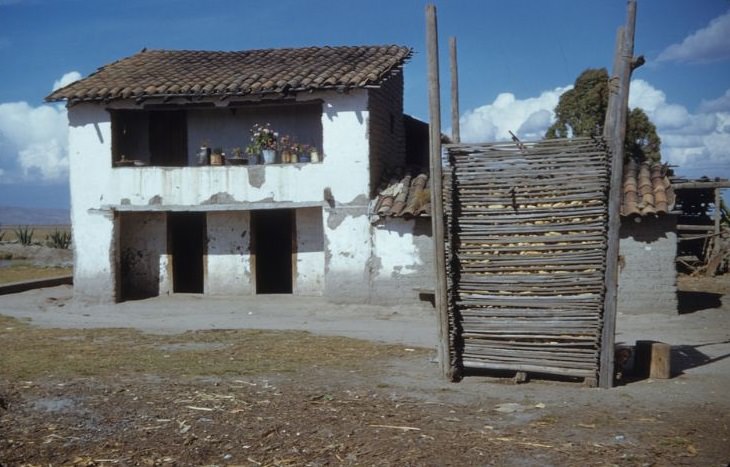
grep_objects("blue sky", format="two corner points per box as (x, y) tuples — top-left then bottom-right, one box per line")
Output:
(0, 0), (729, 210)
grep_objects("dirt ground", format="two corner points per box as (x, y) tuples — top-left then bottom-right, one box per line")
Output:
(1, 270), (729, 465)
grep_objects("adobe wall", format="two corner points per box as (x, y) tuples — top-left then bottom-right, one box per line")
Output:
(618, 215), (678, 315)
(367, 72), (406, 196)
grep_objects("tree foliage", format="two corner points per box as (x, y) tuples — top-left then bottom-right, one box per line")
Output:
(545, 68), (661, 162)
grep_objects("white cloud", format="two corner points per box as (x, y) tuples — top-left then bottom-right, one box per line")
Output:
(0, 74), (74, 182)
(629, 79), (730, 179)
(656, 10), (730, 64)
(52, 71), (81, 92)
(459, 86), (571, 143)
(455, 78), (729, 181)
(699, 89), (730, 113)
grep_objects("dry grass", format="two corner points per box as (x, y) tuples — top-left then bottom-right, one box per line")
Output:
(0, 315), (424, 381)
(0, 264), (72, 284)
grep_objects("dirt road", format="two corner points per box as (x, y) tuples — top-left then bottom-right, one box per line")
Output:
(1, 277), (728, 465)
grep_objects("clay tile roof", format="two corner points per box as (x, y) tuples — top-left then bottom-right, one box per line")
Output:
(621, 159), (675, 217)
(46, 45), (412, 104)
(373, 170), (431, 219)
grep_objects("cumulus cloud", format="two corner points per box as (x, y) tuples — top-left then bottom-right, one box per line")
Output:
(629, 79), (730, 179)
(656, 10), (730, 64)
(459, 86), (571, 143)
(0, 71), (80, 183)
(455, 78), (729, 181)
(52, 71), (81, 92)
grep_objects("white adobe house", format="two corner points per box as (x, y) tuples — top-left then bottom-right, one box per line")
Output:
(47, 45), (434, 304)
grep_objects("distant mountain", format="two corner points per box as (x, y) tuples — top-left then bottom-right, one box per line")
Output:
(0, 206), (70, 225)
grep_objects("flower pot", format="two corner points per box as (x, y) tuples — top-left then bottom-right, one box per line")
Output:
(281, 150), (294, 164)
(297, 153), (311, 163)
(227, 157), (248, 166)
(210, 153), (225, 165)
(262, 149), (276, 164)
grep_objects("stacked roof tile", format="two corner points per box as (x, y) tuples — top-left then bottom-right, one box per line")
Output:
(373, 171), (431, 218)
(621, 159), (675, 217)
(46, 45), (412, 104)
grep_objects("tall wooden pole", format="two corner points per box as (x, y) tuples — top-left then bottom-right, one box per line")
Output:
(426, 4), (451, 380)
(449, 37), (461, 143)
(600, 0), (637, 389)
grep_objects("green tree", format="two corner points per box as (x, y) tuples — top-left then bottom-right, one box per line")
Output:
(546, 68), (661, 162)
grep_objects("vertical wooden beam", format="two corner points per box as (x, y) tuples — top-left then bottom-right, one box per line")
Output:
(714, 188), (722, 239)
(603, 26), (624, 135)
(449, 37), (461, 143)
(426, 4), (451, 380)
(600, 0), (637, 389)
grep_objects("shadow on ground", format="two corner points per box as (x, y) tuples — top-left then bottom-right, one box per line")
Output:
(677, 290), (723, 314)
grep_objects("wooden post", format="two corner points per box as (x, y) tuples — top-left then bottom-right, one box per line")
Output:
(426, 4), (452, 380)
(603, 26), (624, 134)
(635, 340), (672, 379)
(449, 36), (461, 143)
(714, 188), (721, 242)
(599, 0), (637, 389)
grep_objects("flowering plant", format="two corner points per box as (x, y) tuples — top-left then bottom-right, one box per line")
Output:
(246, 123), (278, 155)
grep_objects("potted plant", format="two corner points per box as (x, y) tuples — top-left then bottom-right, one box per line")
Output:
(246, 123), (278, 164)
(210, 147), (225, 165)
(309, 146), (321, 163)
(198, 140), (212, 165)
(296, 144), (311, 163)
(279, 135), (294, 163)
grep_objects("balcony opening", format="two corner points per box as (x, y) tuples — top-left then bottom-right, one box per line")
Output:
(169, 212), (206, 293)
(252, 209), (294, 294)
(111, 110), (188, 167)
(150, 110), (188, 166)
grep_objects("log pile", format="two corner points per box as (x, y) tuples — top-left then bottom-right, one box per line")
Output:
(444, 137), (611, 380)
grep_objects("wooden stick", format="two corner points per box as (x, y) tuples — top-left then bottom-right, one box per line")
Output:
(426, 4), (452, 381)
(450, 36), (461, 143)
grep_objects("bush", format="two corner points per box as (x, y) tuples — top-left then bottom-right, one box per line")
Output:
(14, 226), (34, 246)
(47, 229), (72, 249)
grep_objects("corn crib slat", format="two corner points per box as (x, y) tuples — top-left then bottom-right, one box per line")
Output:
(444, 137), (611, 382)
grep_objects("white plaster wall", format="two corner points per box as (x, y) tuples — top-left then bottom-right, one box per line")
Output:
(370, 217), (435, 304)
(68, 104), (116, 302)
(373, 220), (423, 277)
(294, 207), (325, 295)
(323, 210), (372, 302)
(205, 211), (252, 295)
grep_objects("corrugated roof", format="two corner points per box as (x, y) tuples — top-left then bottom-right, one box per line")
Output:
(46, 45), (412, 104)
(621, 159), (675, 217)
(373, 171), (431, 219)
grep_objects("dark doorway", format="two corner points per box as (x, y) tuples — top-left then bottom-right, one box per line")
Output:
(252, 209), (294, 294)
(168, 212), (206, 293)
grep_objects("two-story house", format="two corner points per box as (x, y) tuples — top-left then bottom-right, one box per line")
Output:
(47, 45), (434, 304)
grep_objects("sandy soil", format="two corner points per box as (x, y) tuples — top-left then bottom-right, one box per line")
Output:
(1, 274), (729, 465)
